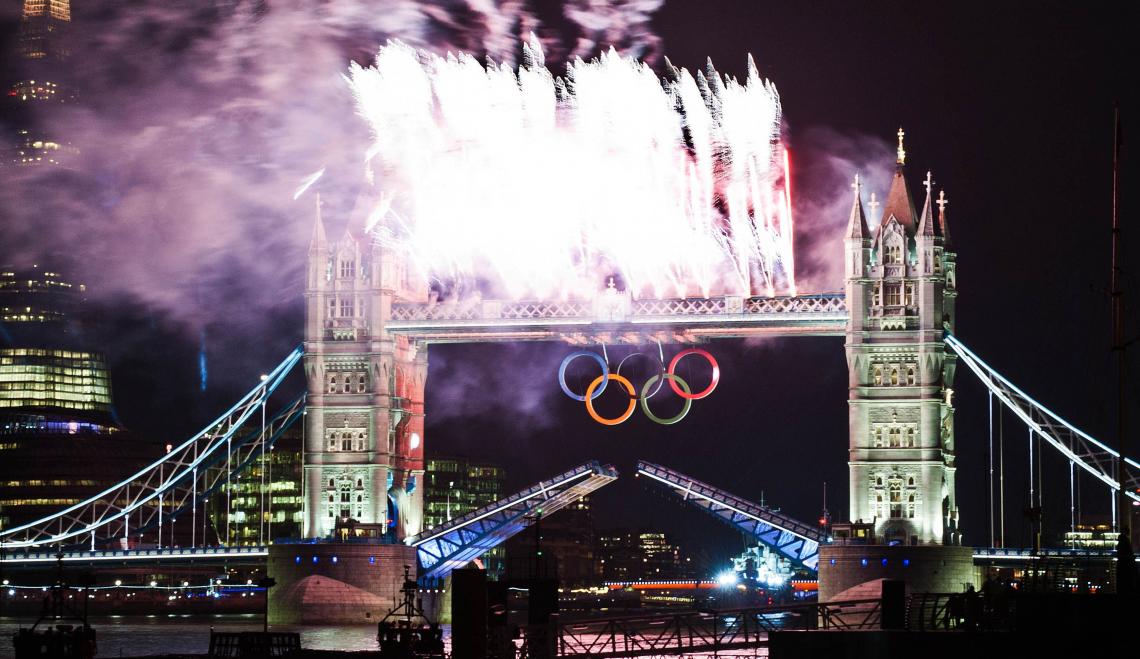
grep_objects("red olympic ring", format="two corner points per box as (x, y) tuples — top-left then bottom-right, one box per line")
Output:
(584, 374), (637, 426)
(667, 348), (720, 400)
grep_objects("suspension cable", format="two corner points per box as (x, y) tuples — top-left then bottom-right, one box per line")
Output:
(988, 389), (995, 548)
(999, 405), (1005, 548)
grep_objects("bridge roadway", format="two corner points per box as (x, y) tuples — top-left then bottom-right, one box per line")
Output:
(0, 545), (268, 567)
(380, 293), (848, 343)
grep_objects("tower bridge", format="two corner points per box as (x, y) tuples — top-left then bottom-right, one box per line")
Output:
(3, 140), (1139, 623)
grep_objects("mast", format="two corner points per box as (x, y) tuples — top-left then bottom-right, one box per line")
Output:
(1111, 107), (1129, 542)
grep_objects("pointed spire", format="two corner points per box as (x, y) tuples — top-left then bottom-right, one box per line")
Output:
(310, 193), (327, 249)
(937, 189), (952, 246)
(896, 127), (906, 166)
(846, 173), (869, 240)
(918, 171), (936, 236)
(880, 166), (918, 234)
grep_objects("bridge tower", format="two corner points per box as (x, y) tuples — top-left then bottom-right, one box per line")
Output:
(302, 196), (427, 541)
(844, 131), (960, 546)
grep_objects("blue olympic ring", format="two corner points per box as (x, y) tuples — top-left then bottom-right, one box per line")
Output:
(558, 351), (609, 401)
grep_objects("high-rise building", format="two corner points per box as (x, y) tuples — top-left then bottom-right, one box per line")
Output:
(0, 263), (156, 533)
(844, 130), (959, 545)
(5, 0), (76, 168)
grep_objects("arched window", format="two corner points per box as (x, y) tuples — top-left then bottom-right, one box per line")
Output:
(328, 479), (335, 489)
(327, 374), (338, 394)
(890, 368), (899, 386)
(872, 366), (883, 386)
(356, 479), (363, 489)
(357, 374), (367, 393)
(907, 476), (915, 487)
(875, 476), (884, 487)
(906, 366), (916, 385)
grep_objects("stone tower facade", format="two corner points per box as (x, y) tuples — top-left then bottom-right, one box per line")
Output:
(844, 133), (960, 545)
(303, 197), (426, 541)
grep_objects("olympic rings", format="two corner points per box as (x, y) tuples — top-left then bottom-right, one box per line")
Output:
(584, 374), (637, 426)
(667, 348), (720, 400)
(615, 352), (667, 400)
(640, 374), (692, 425)
(558, 351), (609, 401)
(560, 348), (720, 426)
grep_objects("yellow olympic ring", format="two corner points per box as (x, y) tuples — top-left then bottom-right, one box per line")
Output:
(584, 374), (637, 426)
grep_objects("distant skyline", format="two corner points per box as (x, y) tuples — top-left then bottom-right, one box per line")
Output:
(0, 2), (1132, 558)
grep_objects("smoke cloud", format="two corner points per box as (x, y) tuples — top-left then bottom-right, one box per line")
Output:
(0, 1), (668, 394)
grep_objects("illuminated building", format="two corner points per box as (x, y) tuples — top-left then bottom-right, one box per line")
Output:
(207, 425), (305, 546)
(844, 131), (960, 545)
(595, 529), (696, 583)
(5, 1), (75, 167)
(0, 264), (156, 534)
(423, 456), (506, 575)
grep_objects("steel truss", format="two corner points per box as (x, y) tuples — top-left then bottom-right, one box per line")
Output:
(0, 348), (304, 550)
(637, 461), (823, 571)
(385, 293), (847, 343)
(945, 334), (1139, 503)
(410, 461), (619, 579)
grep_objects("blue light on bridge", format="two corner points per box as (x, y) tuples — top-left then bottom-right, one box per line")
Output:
(829, 559), (836, 565)
(332, 556), (338, 564)
(294, 556), (300, 564)
(881, 558), (888, 566)
(903, 559), (910, 567)
(860, 558), (868, 567)
(369, 556), (375, 565)
(312, 556), (318, 564)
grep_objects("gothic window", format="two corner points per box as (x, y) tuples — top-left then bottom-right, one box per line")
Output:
(905, 283), (915, 306)
(327, 297), (337, 318)
(328, 479), (335, 489)
(890, 367), (900, 386)
(357, 374), (367, 394)
(872, 283), (881, 306)
(341, 434), (352, 451)
(885, 243), (903, 264)
(355, 433), (366, 451)
(342, 377), (351, 394)
(906, 366), (917, 385)
(885, 283), (902, 306)
(889, 427), (902, 448)
(889, 481), (903, 518)
(872, 428), (884, 448)
(339, 259), (356, 279)
(327, 374), (338, 394)
(875, 476), (884, 487)
(356, 495), (363, 503)
(328, 494), (334, 503)
(339, 297), (354, 318)
(872, 365), (883, 386)
(356, 478), (363, 488)
(328, 508), (334, 518)
(905, 428), (916, 447)
(907, 476), (915, 487)
(907, 493), (916, 518)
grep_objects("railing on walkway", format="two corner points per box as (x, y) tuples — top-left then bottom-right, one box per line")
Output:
(520, 599), (881, 658)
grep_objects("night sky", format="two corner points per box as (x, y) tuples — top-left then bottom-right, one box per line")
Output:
(0, 2), (1132, 563)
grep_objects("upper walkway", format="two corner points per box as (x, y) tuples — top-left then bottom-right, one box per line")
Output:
(377, 293), (847, 343)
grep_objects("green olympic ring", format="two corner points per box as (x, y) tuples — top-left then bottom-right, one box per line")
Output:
(639, 373), (692, 425)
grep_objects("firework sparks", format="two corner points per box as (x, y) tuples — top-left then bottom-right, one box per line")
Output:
(349, 40), (795, 300)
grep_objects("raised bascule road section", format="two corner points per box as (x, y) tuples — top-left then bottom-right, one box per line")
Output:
(637, 461), (824, 571)
(411, 461), (619, 579)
